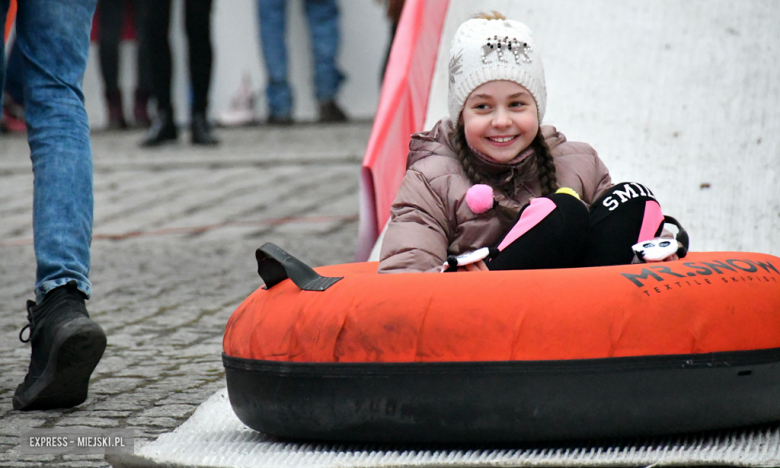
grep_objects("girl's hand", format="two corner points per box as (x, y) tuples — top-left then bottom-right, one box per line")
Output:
(442, 248), (492, 272)
(458, 260), (489, 272)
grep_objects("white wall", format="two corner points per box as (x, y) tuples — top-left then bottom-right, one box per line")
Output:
(83, 0), (391, 125)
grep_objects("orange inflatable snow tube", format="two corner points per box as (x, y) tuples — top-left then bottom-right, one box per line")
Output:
(222, 245), (780, 443)
(224, 251), (780, 363)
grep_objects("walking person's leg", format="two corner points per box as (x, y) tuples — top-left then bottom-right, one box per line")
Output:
(12, 0), (106, 411)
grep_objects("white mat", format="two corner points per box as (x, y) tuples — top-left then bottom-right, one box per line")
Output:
(106, 388), (780, 468)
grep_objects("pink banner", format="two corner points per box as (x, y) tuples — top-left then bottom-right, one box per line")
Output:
(355, 0), (450, 261)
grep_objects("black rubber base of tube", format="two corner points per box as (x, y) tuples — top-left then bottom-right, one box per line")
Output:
(223, 348), (780, 443)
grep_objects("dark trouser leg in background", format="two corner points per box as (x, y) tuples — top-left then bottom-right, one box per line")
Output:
(147, 0), (172, 114)
(133, 0), (154, 127)
(141, 0), (178, 146)
(184, 0), (213, 117)
(184, 0), (218, 145)
(98, 0), (127, 129)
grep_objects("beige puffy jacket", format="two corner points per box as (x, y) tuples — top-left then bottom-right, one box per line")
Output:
(378, 119), (613, 273)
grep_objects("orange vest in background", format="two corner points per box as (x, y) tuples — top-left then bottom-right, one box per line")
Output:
(4, 0), (16, 42)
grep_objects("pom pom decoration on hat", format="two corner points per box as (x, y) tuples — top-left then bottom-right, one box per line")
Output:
(448, 16), (547, 123)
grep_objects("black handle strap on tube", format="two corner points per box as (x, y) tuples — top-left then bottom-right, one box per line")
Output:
(255, 243), (343, 291)
(663, 215), (689, 259)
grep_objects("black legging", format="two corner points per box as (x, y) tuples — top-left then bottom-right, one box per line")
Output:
(488, 183), (666, 271)
(146, 0), (213, 115)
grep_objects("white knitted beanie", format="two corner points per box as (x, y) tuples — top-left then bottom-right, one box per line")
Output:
(448, 17), (546, 123)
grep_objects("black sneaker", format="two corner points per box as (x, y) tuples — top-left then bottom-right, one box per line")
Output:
(140, 109), (178, 147)
(13, 281), (107, 411)
(191, 113), (220, 146)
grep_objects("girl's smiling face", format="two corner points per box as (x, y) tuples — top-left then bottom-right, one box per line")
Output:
(461, 80), (539, 164)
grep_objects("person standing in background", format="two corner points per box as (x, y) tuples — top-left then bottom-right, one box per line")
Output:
(97, 0), (153, 129)
(1, 0), (107, 411)
(97, 0), (129, 129)
(257, 0), (347, 124)
(141, 0), (218, 146)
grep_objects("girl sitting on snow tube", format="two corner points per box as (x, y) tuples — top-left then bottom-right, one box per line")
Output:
(378, 12), (685, 274)
(221, 13), (780, 444)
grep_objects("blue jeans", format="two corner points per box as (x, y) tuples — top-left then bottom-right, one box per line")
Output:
(257, 0), (345, 117)
(1, 0), (97, 301)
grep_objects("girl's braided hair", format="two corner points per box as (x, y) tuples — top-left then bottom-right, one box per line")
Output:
(452, 123), (558, 223)
(533, 131), (558, 196)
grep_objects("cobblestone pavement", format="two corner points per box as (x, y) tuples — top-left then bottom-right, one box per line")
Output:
(0, 122), (371, 467)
